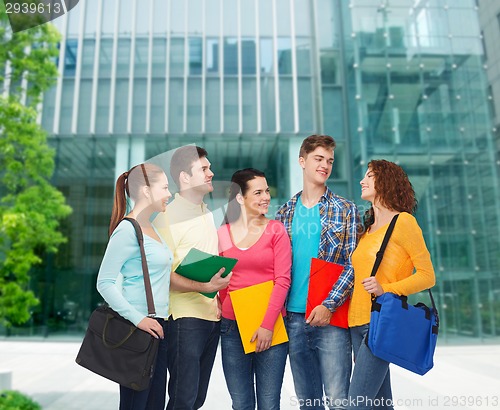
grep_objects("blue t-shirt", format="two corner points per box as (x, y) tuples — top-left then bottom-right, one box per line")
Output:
(287, 196), (321, 313)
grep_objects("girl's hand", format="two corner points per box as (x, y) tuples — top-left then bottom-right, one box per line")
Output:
(361, 277), (384, 296)
(137, 317), (164, 339)
(250, 327), (273, 353)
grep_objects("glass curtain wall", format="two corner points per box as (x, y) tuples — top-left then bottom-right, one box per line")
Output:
(341, 0), (500, 340)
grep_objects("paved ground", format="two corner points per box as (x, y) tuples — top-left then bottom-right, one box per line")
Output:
(1, 339), (499, 409)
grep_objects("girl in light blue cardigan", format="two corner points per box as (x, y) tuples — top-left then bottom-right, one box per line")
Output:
(97, 163), (172, 410)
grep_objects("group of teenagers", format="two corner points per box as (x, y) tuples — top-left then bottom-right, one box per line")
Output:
(96, 134), (436, 410)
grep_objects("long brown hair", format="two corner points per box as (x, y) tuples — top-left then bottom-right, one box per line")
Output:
(363, 160), (417, 230)
(223, 168), (266, 224)
(109, 163), (165, 236)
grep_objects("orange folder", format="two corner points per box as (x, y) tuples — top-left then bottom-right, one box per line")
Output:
(230, 280), (289, 354)
(305, 258), (349, 329)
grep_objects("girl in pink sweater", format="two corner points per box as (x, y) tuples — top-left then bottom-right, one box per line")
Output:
(217, 168), (291, 410)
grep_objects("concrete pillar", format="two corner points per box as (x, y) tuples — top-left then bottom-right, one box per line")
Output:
(288, 137), (303, 197)
(0, 369), (12, 390)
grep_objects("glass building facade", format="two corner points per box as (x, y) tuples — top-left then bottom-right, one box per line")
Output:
(479, 0), (500, 158)
(3, 0), (500, 342)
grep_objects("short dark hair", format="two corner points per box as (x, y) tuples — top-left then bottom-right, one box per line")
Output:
(299, 135), (336, 158)
(170, 145), (208, 188)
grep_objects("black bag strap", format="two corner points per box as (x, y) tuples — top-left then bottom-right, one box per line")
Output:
(369, 214), (439, 329)
(123, 217), (156, 317)
(369, 214), (399, 278)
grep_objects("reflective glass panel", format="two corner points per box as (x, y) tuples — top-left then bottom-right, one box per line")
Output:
(170, 38), (185, 76)
(95, 79), (111, 134)
(224, 78), (238, 132)
(224, 38), (238, 75)
(206, 38), (220, 74)
(260, 77), (276, 132)
(168, 78), (184, 132)
(242, 78), (257, 132)
(187, 78), (202, 132)
(189, 37), (203, 75)
(205, 78), (221, 132)
(150, 79), (166, 133)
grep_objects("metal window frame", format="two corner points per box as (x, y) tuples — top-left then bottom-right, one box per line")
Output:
(219, 0), (225, 133)
(255, 0), (262, 133)
(237, 0), (243, 133)
(89, 0), (103, 134)
(53, 12), (69, 134)
(271, 0), (280, 133)
(145, 0), (154, 134)
(108, 0), (119, 134)
(289, 0), (299, 133)
(70, 2), (86, 134)
(126, 0), (138, 134)
(164, 0), (171, 133)
(182, 0), (188, 133)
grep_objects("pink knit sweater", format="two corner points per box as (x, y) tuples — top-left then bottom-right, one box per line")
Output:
(217, 220), (292, 330)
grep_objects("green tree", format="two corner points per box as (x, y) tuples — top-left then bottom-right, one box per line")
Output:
(0, 8), (72, 326)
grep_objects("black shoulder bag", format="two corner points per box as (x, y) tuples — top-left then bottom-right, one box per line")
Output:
(75, 218), (160, 391)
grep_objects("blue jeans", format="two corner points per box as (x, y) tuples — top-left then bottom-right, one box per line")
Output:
(119, 318), (168, 410)
(166, 317), (220, 410)
(347, 325), (393, 410)
(220, 318), (288, 410)
(286, 312), (352, 410)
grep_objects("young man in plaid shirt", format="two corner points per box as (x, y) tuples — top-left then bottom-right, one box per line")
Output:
(276, 135), (360, 410)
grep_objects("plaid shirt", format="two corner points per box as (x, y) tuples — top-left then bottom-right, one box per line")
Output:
(276, 187), (360, 311)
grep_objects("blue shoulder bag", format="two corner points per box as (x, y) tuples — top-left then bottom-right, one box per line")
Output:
(367, 214), (439, 375)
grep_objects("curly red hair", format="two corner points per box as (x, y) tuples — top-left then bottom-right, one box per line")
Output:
(363, 160), (417, 229)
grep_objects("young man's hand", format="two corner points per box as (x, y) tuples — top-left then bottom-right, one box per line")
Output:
(205, 268), (232, 293)
(306, 305), (332, 327)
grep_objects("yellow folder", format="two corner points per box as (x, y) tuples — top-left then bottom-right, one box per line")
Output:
(229, 280), (288, 354)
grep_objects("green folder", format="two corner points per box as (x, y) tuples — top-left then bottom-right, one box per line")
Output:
(175, 248), (237, 298)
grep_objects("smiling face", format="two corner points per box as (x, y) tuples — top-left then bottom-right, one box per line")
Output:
(360, 167), (376, 203)
(148, 172), (172, 212)
(240, 176), (270, 216)
(299, 146), (334, 186)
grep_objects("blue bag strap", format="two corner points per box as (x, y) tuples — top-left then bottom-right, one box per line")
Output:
(369, 213), (439, 331)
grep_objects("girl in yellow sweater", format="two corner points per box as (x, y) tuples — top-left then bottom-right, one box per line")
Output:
(347, 160), (435, 410)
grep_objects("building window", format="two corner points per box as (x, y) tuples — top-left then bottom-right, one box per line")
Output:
(63, 39), (78, 77)
(189, 38), (203, 75)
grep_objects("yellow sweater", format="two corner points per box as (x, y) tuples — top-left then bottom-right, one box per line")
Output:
(348, 212), (436, 327)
